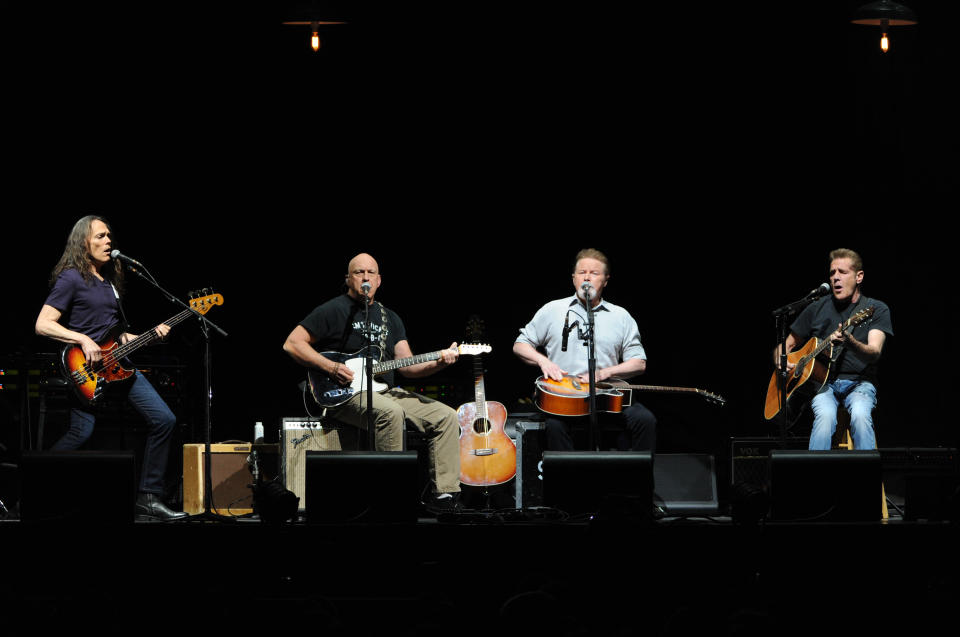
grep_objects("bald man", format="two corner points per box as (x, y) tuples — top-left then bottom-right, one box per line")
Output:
(283, 253), (462, 512)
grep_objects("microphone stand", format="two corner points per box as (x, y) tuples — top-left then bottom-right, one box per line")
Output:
(362, 293), (375, 450)
(582, 295), (599, 451)
(123, 263), (229, 521)
(770, 289), (824, 449)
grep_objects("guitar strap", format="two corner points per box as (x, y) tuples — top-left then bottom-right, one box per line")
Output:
(111, 283), (131, 334)
(829, 296), (865, 367)
(377, 302), (389, 353)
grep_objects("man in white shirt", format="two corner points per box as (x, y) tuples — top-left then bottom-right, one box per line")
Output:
(513, 249), (656, 450)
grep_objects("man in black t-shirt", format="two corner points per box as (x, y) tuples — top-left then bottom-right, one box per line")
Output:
(283, 253), (463, 511)
(775, 248), (893, 450)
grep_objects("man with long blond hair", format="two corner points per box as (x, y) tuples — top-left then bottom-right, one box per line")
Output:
(35, 216), (186, 521)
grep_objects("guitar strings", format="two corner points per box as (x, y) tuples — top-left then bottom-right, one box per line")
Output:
(93, 307), (199, 372)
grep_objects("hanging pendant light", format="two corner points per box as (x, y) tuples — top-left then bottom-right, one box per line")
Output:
(851, 1), (918, 53)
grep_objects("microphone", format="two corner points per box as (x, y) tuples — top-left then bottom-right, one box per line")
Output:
(805, 282), (831, 299)
(562, 313), (570, 351)
(110, 250), (145, 268)
(361, 282), (372, 297)
(580, 281), (595, 301)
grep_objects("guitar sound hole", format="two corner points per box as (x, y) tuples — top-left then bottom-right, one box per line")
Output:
(472, 418), (491, 434)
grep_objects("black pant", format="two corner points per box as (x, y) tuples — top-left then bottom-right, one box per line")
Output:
(543, 402), (656, 451)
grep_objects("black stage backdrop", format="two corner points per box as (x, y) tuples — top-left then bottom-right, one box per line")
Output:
(3, 2), (957, 465)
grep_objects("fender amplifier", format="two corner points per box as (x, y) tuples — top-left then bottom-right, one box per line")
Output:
(281, 417), (358, 511)
(182, 443), (254, 515)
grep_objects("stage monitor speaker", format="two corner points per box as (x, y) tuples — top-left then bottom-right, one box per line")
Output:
(768, 450), (882, 522)
(18, 450), (135, 524)
(881, 447), (960, 521)
(513, 420), (545, 509)
(653, 453), (719, 516)
(304, 451), (418, 524)
(182, 443), (254, 515)
(542, 451), (653, 519)
(281, 417), (359, 511)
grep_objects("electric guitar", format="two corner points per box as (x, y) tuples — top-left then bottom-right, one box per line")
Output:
(60, 291), (224, 406)
(535, 375), (726, 416)
(763, 306), (875, 420)
(306, 343), (492, 408)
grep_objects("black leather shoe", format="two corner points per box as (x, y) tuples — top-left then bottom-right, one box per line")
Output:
(135, 493), (188, 521)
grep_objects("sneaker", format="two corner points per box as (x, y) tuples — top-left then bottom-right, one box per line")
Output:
(424, 492), (462, 513)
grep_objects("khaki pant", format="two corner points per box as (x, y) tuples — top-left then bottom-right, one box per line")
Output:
(329, 387), (461, 494)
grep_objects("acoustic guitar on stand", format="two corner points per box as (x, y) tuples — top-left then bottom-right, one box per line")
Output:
(535, 375), (726, 416)
(763, 306), (875, 420)
(60, 290), (224, 406)
(457, 341), (516, 487)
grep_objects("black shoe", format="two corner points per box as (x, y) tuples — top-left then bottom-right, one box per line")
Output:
(135, 493), (188, 521)
(424, 492), (462, 514)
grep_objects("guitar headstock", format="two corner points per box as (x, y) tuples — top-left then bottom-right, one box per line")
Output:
(848, 306), (875, 327)
(699, 390), (726, 406)
(189, 288), (224, 315)
(458, 343), (492, 356)
(465, 315), (487, 343)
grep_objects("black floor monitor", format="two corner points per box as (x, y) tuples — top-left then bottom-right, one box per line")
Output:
(542, 451), (653, 519)
(18, 450), (136, 524)
(768, 450), (882, 522)
(305, 451), (419, 524)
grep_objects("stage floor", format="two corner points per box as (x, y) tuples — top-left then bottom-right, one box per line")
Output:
(2, 506), (957, 636)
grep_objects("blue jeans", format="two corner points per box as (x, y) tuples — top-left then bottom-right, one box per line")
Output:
(52, 370), (177, 494)
(809, 379), (877, 450)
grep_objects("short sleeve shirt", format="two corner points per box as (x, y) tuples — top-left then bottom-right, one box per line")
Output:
(44, 269), (122, 344)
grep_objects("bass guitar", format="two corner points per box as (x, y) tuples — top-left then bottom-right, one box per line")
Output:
(535, 375), (726, 416)
(61, 291), (224, 406)
(307, 343), (492, 408)
(457, 346), (516, 487)
(763, 306), (875, 420)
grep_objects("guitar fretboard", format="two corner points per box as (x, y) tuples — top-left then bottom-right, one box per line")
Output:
(372, 351), (443, 374)
(96, 308), (198, 370)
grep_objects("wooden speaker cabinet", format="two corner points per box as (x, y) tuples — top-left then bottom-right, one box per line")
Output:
(182, 443), (254, 515)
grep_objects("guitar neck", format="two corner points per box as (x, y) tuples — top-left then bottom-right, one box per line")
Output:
(472, 356), (487, 416)
(372, 350), (444, 374)
(614, 383), (706, 396)
(807, 313), (860, 360)
(108, 308), (195, 360)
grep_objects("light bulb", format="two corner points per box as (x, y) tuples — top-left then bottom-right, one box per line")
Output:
(880, 32), (889, 52)
(311, 31), (321, 51)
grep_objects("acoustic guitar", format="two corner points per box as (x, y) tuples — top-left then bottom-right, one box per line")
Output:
(60, 290), (223, 406)
(457, 336), (516, 487)
(763, 306), (875, 420)
(535, 375), (726, 416)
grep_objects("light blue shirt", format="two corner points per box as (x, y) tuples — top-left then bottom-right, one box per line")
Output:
(516, 296), (646, 376)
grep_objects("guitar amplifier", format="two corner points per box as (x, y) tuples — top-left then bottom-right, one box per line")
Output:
(730, 436), (808, 488)
(182, 443), (254, 515)
(281, 417), (358, 511)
